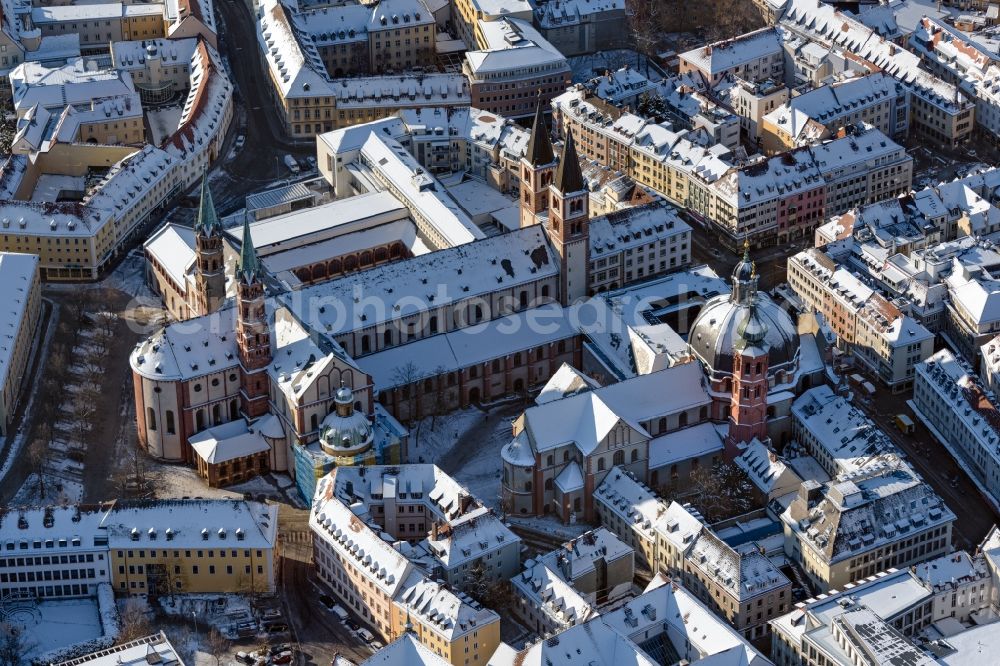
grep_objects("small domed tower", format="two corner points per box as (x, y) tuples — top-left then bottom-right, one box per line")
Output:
(318, 385), (374, 458)
(724, 250), (771, 458)
(235, 214), (271, 420)
(193, 174), (226, 315)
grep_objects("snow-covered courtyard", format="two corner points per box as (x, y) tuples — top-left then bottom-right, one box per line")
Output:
(5, 598), (103, 661)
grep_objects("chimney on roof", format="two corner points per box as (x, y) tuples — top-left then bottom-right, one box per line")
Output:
(705, 45), (712, 56)
(431, 522), (438, 541)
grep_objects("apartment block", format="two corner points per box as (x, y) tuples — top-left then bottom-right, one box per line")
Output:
(0, 252), (40, 435)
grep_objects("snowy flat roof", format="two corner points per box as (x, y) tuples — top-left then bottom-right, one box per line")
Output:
(54, 632), (183, 666)
(0, 253), (37, 395)
(261, 218), (421, 274)
(224, 191), (408, 254)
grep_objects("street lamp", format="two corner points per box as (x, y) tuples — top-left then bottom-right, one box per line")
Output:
(192, 610), (199, 636)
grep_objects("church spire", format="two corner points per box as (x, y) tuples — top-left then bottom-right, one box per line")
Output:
(525, 94), (554, 166)
(237, 213), (260, 285)
(195, 173), (221, 236)
(731, 238), (758, 306)
(554, 129), (584, 194)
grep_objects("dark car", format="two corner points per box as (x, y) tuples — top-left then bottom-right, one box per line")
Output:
(345, 619), (359, 633)
(265, 623), (289, 634)
(269, 644), (291, 656)
(319, 594), (335, 610)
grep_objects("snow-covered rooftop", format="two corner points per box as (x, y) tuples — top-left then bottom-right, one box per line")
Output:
(521, 363), (711, 457)
(679, 27), (783, 76)
(99, 499), (278, 549)
(282, 225), (556, 335)
(0, 252), (37, 396)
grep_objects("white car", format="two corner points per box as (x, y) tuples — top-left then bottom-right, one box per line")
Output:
(356, 628), (375, 643)
(330, 604), (349, 622)
(234, 134), (246, 150)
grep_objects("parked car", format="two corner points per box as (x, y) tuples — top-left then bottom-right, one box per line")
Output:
(265, 623), (289, 634)
(318, 594), (335, 610)
(262, 609), (282, 620)
(345, 619), (360, 632)
(236, 652), (253, 665)
(371, 641), (384, 650)
(283, 154), (300, 174)
(272, 651), (293, 664)
(235, 134), (246, 150)
(268, 644), (290, 656)
(330, 604), (349, 622)
(356, 628), (375, 643)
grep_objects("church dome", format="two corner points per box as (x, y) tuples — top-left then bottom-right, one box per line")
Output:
(318, 385), (373, 456)
(688, 247), (799, 378)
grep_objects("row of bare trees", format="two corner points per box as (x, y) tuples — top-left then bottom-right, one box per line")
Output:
(25, 289), (121, 501)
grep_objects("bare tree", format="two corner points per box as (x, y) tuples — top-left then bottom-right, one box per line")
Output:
(0, 622), (36, 666)
(205, 628), (230, 666)
(464, 561), (512, 611)
(429, 365), (450, 431)
(392, 361), (423, 447)
(118, 599), (153, 642)
(71, 392), (96, 441)
(27, 437), (49, 499)
(685, 461), (758, 522)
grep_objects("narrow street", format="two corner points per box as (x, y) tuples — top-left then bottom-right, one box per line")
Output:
(854, 385), (999, 550)
(277, 507), (371, 666)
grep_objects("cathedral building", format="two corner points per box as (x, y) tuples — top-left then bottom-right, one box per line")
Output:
(131, 104), (699, 499)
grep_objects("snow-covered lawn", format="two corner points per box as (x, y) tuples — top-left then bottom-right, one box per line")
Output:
(405, 407), (484, 464)
(448, 416), (512, 510)
(7, 598), (103, 661)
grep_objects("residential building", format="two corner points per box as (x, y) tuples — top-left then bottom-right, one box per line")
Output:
(770, 568), (938, 666)
(0, 252), (39, 436)
(321, 465), (521, 590)
(450, 0), (533, 50)
(499, 575), (772, 666)
(787, 248), (934, 391)
(760, 72), (907, 153)
(678, 27), (784, 84)
(462, 18), (571, 119)
(104, 499), (278, 596)
(0, 499), (277, 599)
(0, 38), (232, 281)
(913, 550), (992, 623)
(780, 463), (955, 592)
(914, 349), (1000, 511)
(29, 3), (166, 51)
(310, 469), (502, 666)
(594, 470), (791, 639)
(534, 0), (627, 56)
(256, 0), (469, 139)
(510, 528), (632, 634)
(777, 0), (976, 148)
(719, 76), (789, 143)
